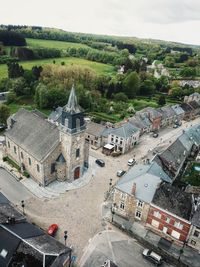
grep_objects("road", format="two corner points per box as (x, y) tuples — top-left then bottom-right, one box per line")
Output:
(79, 230), (174, 267)
(0, 168), (33, 203)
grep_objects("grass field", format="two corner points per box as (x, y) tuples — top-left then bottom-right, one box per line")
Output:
(0, 56), (116, 79)
(26, 38), (89, 50)
(182, 162), (200, 186)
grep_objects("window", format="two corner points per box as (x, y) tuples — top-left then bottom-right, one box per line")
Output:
(171, 230), (180, 240)
(111, 138), (114, 142)
(174, 221), (183, 230)
(135, 210), (141, 219)
(14, 146), (17, 154)
(37, 164), (40, 173)
(76, 148), (80, 158)
(51, 163), (56, 174)
(191, 240), (196, 246)
(7, 141), (10, 148)
(194, 230), (200, 237)
(28, 158), (31, 166)
(137, 200), (143, 208)
(0, 249), (8, 258)
(153, 211), (161, 219)
(166, 217), (170, 223)
(120, 141), (123, 145)
(21, 152), (23, 159)
(88, 135), (90, 138)
(120, 202), (125, 210)
(120, 193), (126, 200)
(65, 118), (69, 127)
(151, 219), (159, 228)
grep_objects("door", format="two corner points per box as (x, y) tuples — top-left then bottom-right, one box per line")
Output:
(74, 167), (80, 180)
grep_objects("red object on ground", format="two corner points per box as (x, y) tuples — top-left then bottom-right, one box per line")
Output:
(48, 224), (58, 236)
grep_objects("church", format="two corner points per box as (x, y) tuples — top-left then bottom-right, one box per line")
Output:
(4, 85), (89, 186)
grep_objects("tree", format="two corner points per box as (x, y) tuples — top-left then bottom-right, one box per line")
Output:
(158, 95), (166, 106)
(8, 62), (24, 78)
(180, 67), (196, 77)
(0, 104), (10, 124)
(113, 92), (128, 102)
(10, 77), (31, 96)
(123, 72), (140, 98)
(140, 79), (155, 96)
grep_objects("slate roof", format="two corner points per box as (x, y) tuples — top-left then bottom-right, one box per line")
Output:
(171, 104), (185, 116)
(158, 106), (175, 119)
(86, 122), (106, 137)
(188, 100), (200, 110)
(63, 84), (82, 114)
(180, 102), (194, 112)
(135, 113), (152, 128)
(152, 183), (192, 220)
(128, 116), (146, 130)
(109, 122), (139, 139)
(6, 109), (60, 161)
(115, 162), (171, 203)
(141, 107), (162, 120)
(0, 203), (25, 224)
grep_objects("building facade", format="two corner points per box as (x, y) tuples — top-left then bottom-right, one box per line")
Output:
(5, 85), (89, 186)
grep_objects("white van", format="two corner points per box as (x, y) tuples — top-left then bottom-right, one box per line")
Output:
(142, 249), (163, 265)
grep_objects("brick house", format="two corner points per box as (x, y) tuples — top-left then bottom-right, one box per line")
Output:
(139, 108), (162, 131)
(157, 106), (176, 128)
(188, 205), (200, 252)
(180, 102), (195, 120)
(112, 162), (171, 225)
(146, 183), (192, 244)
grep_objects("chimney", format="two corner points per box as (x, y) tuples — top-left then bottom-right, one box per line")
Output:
(131, 182), (136, 195)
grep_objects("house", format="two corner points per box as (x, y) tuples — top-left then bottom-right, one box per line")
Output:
(157, 106), (176, 128)
(180, 103), (195, 120)
(104, 122), (140, 154)
(171, 104), (185, 124)
(128, 116), (149, 135)
(0, 193), (71, 267)
(137, 108), (162, 131)
(134, 113), (153, 133)
(5, 85), (89, 186)
(112, 162), (171, 225)
(146, 183), (192, 245)
(184, 92), (200, 103)
(188, 101), (200, 117)
(85, 121), (106, 149)
(188, 204), (200, 252)
(153, 126), (200, 180)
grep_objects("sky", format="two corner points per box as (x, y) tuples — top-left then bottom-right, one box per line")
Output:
(0, 0), (200, 45)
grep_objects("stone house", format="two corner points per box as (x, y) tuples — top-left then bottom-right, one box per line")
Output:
(85, 121), (106, 149)
(112, 162), (171, 225)
(134, 113), (153, 133)
(146, 183), (192, 245)
(5, 86), (89, 186)
(171, 104), (185, 124)
(137, 108), (162, 131)
(184, 92), (200, 103)
(188, 101), (200, 117)
(180, 102), (195, 120)
(188, 206), (200, 252)
(157, 106), (176, 128)
(128, 116), (149, 135)
(105, 122), (140, 154)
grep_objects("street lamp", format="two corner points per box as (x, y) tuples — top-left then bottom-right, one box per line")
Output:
(111, 203), (116, 222)
(21, 200), (25, 215)
(178, 240), (186, 262)
(64, 231), (68, 246)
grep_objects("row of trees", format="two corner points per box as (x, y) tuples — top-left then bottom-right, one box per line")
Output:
(0, 30), (26, 46)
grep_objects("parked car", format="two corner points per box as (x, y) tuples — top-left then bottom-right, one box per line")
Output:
(153, 133), (159, 138)
(128, 158), (136, 166)
(48, 224), (58, 236)
(95, 159), (105, 167)
(173, 124), (178, 128)
(117, 170), (126, 177)
(142, 249), (163, 266)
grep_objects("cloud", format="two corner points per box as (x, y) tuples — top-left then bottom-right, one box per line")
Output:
(0, 0), (199, 44)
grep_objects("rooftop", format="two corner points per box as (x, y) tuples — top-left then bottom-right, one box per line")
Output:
(152, 183), (192, 220)
(86, 121), (106, 137)
(6, 109), (59, 162)
(115, 162), (171, 203)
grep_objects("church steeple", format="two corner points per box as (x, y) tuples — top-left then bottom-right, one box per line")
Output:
(64, 84), (82, 114)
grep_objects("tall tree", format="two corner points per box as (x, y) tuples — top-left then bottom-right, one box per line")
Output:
(0, 104), (10, 124)
(7, 62), (24, 78)
(123, 71), (140, 98)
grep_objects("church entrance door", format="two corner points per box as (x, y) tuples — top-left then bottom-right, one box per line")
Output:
(74, 167), (80, 180)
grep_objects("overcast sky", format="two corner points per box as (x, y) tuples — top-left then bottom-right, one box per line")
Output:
(1, 0), (200, 45)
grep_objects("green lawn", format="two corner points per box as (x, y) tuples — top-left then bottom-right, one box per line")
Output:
(26, 38), (89, 50)
(130, 99), (159, 111)
(0, 56), (116, 79)
(182, 162), (200, 186)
